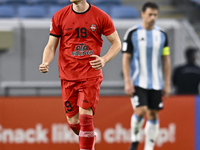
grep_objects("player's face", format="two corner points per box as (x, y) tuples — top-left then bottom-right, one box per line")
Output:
(142, 8), (158, 27)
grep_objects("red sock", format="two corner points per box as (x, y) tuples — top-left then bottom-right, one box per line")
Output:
(68, 123), (80, 135)
(79, 114), (95, 150)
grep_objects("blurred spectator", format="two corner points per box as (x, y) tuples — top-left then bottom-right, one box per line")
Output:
(172, 47), (200, 95)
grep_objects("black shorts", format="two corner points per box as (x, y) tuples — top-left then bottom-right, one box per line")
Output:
(131, 86), (163, 110)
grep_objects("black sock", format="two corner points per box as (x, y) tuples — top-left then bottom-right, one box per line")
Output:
(129, 142), (139, 150)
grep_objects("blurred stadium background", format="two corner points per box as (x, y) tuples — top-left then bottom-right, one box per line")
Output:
(0, 0), (200, 150)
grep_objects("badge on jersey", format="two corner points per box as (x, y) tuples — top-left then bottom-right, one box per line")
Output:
(50, 22), (53, 31)
(90, 24), (97, 31)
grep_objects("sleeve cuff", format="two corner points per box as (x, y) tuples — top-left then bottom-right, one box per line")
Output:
(50, 33), (61, 37)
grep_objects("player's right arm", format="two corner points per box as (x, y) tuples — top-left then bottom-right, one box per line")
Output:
(122, 53), (135, 97)
(122, 28), (136, 97)
(39, 35), (59, 73)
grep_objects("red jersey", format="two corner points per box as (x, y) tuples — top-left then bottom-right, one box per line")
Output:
(50, 4), (116, 81)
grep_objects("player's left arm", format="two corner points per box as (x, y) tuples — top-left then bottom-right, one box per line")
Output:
(90, 31), (121, 70)
(161, 31), (171, 99)
(162, 48), (171, 99)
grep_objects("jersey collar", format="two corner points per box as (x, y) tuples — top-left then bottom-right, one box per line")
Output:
(72, 3), (91, 14)
(138, 24), (159, 30)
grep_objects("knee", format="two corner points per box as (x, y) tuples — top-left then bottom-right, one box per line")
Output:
(67, 117), (78, 124)
(134, 106), (147, 117)
(79, 107), (93, 115)
(67, 113), (79, 124)
(147, 110), (159, 120)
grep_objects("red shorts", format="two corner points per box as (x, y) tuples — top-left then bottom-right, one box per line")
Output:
(61, 77), (103, 118)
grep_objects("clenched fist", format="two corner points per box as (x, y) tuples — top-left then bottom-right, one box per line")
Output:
(39, 62), (49, 73)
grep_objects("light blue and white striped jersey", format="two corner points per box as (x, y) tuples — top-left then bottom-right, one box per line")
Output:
(122, 25), (170, 90)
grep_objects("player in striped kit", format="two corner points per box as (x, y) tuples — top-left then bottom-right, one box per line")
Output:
(122, 2), (171, 150)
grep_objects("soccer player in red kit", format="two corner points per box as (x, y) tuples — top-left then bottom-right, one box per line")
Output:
(39, 0), (121, 149)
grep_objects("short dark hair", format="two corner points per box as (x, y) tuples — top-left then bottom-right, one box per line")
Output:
(185, 47), (197, 59)
(142, 2), (159, 12)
